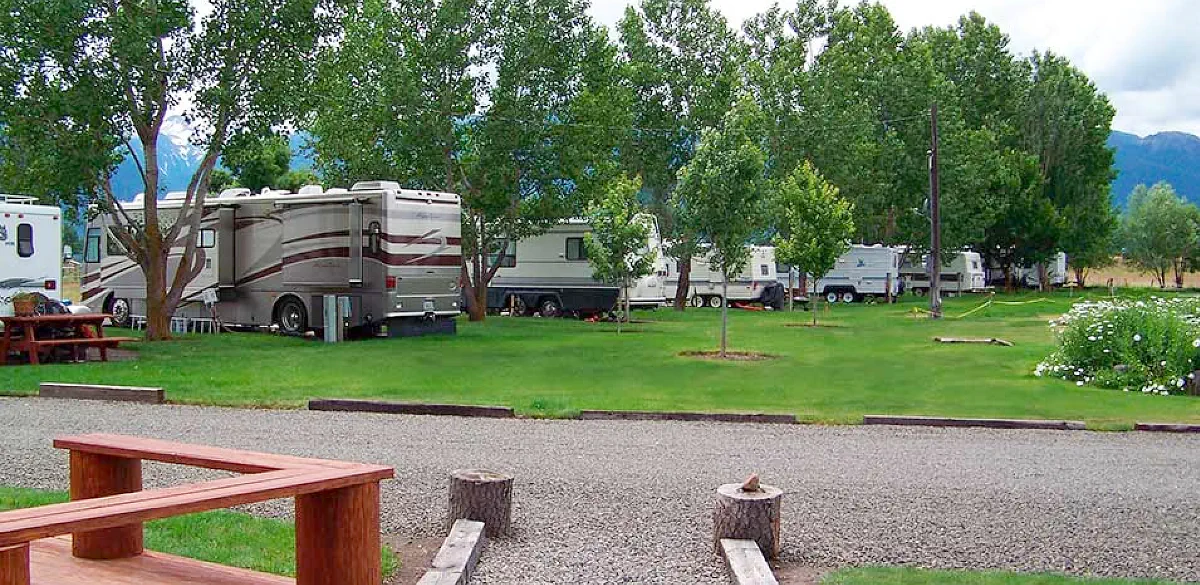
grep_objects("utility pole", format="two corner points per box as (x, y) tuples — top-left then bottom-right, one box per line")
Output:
(929, 103), (942, 319)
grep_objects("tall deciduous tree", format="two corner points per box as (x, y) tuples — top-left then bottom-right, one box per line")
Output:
(618, 0), (744, 310)
(0, 0), (338, 340)
(221, 133), (291, 193)
(673, 99), (768, 358)
(773, 162), (854, 325)
(583, 174), (656, 333)
(1121, 182), (1200, 288)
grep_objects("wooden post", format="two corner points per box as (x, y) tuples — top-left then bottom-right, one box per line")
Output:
(69, 451), (143, 559)
(0, 544), (30, 585)
(448, 469), (514, 538)
(713, 482), (783, 559)
(296, 482), (382, 585)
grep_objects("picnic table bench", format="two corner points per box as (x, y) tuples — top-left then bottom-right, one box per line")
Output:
(0, 434), (394, 585)
(0, 314), (137, 365)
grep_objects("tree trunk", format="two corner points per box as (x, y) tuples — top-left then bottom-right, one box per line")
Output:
(1074, 266), (1087, 289)
(1037, 263), (1049, 292)
(142, 241), (171, 341)
(713, 482), (783, 559)
(674, 254), (692, 311)
(787, 271), (794, 313)
(812, 278), (819, 327)
(720, 278), (728, 358)
(448, 469), (514, 538)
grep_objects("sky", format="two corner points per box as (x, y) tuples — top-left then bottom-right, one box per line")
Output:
(588, 0), (1199, 138)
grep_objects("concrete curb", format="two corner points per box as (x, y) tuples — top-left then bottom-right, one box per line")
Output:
(863, 415), (1086, 431)
(417, 519), (487, 585)
(39, 382), (164, 404)
(720, 539), (779, 585)
(578, 410), (796, 424)
(308, 399), (514, 419)
(1134, 423), (1200, 433)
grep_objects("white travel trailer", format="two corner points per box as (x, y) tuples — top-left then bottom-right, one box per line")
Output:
(486, 215), (666, 317)
(1019, 252), (1068, 288)
(900, 251), (988, 296)
(664, 245), (784, 309)
(0, 195), (64, 317)
(82, 181), (463, 337)
(780, 244), (900, 303)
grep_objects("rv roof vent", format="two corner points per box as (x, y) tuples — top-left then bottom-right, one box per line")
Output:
(325, 188), (349, 194)
(351, 180), (401, 192)
(165, 191), (188, 200)
(219, 188), (252, 198)
(297, 185), (324, 195)
(132, 193), (145, 203)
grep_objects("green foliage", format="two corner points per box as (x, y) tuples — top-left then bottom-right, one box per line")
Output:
(208, 168), (239, 194)
(584, 174), (656, 331)
(1039, 297), (1200, 395)
(221, 133), (291, 193)
(773, 162), (853, 322)
(275, 169), (321, 193)
(1120, 182), (1200, 288)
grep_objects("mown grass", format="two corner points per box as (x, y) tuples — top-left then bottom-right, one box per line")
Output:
(822, 566), (1190, 585)
(4, 290), (1200, 426)
(0, 486), (396, 577)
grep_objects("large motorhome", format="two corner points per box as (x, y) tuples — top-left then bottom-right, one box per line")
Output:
(486, 216), (666, 317)
(778, 244), (901, 303)
(1, 195), (64, 317)
(900, 251), (988, 296)
(82, 181), (463, 337)
(664, 245), (784, 309)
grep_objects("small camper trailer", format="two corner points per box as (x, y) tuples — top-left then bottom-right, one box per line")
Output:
(780, 244), (900, 303)
(0, 195), (64, 317)
(664, 245), (784, 309)
(82, 181), (463, 337)
(486, 216), (666, 317)
(900, 251), (988, 296)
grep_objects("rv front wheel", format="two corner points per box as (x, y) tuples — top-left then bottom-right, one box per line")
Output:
(109, 298), (131, 328)
(275, 298), (308, 335)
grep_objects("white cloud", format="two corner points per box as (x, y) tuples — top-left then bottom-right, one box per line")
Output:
(588, 0), (1199, 137)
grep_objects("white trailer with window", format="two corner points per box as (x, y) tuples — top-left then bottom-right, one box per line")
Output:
(901, 251), (988, 296)
(664, 245), (784, 309)
(0, 195), (64, 317)
(1018, 252), (1068, 288)
(781, 244), (900, 303)
(486, 215), (667, 317)
(81, 181), (462, 337)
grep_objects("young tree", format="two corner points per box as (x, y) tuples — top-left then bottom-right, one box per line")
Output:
(583, 175), (656, 333)
(0, 0), (338, 340)
(221, 133), (291, 193)
(673, 99), (768, 358)
(773, 162), (854, 325)
(1121, 182), (1200, 288)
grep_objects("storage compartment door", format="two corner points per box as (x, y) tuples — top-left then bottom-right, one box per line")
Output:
(282, 203), (349, 286)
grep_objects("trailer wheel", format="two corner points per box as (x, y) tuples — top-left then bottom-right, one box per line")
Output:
(538, 297), (562, 318)
(689, 295), (705, 308)
(108, 298), (131, 328)
(707, 295), (724, 308)
(825, 291), (840, 304)
(914, 288), (927, 297)
(841, 291), (856, 303)
(274, 297), (308, 335)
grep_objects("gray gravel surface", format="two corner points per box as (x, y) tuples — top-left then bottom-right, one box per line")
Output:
(0, 397), (1198, 584)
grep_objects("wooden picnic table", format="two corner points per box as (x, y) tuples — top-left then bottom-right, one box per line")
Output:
(0, 313), (135, 366)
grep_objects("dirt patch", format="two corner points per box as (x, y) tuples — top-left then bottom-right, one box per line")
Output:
(678, 350), (778, 361)
(382, 535), (444, 585)
(773, 562), (833, 584)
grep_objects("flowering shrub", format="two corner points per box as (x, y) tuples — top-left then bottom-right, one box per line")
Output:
(1037, 297), (1200, 396)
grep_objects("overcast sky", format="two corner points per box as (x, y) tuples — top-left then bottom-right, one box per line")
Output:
(589, 0), (1198, 137)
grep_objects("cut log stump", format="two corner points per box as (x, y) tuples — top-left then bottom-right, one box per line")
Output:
(713, 482), (783, 559)
(447, 469), (513, 538)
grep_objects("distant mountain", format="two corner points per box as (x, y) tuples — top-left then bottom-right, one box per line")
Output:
(110, 117), (315, 201)
(1109, 130), (1200, 207)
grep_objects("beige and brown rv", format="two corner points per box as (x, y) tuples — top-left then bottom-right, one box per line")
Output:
(81, 181), (462, 337)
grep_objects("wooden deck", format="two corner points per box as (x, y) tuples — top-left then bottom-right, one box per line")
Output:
(30, 536), (293, 585)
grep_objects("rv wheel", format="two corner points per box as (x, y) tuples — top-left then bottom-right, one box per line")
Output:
(825, 291), (840, 304)
(109, 298), (131, 328)
(689, 295), (705, 308)
(275, 298), (308, 335)
(707, 295), (724, 308)
(539, 298), (562, 318)
(841, 292), (856, 303)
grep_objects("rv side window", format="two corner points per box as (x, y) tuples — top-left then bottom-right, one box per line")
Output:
(85, 228), (101, 263)
(367, 222), (382, 254)
(198, 229), (216, 249)
(489, 240), (516, 268)
(106, 227), (126, 256)
(565, 237), (586, 261)
(16, 223), (33, 258)
(760, 264), (769, 276)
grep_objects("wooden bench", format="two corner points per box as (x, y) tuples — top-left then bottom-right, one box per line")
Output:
(0, 434), (394, 585)
(0, 314), (135, 365)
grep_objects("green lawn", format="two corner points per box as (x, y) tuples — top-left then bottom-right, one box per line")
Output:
(4, 290), (1200, 426)
(0, 486), (396, 577)
(822, 566), (1190, 585)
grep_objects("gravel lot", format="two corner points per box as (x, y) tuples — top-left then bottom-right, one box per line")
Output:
(1, 397), (1198, 584)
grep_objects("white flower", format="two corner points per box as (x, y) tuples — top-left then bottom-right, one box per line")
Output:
(1192, 339), (1199, 348)
(1134, 334), (1143, 342)
(1161, 360), (1168, 366)
(1088, 336), (1097, 341)
(1076, 381), (1084, 386)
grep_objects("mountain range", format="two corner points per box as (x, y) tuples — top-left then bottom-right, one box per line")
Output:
(110, 118), (1200, 208)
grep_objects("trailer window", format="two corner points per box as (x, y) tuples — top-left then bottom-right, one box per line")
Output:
(198, 229), (216, 249)
(85, 228), (101, 263)
(106, 227), (126, 256)
(367, 222), (382, 255)
(760, 264), (769, 276)
(489, 240), (516, 268)
(16, 223), (33, 257)
(565, 237), (587, 261)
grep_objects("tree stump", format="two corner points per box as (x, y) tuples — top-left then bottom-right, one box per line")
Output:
(713, 482), (783, 559)
(448, 469), (514, 537)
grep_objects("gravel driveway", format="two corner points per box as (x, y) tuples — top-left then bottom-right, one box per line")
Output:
(1, 397), (1198, 584)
